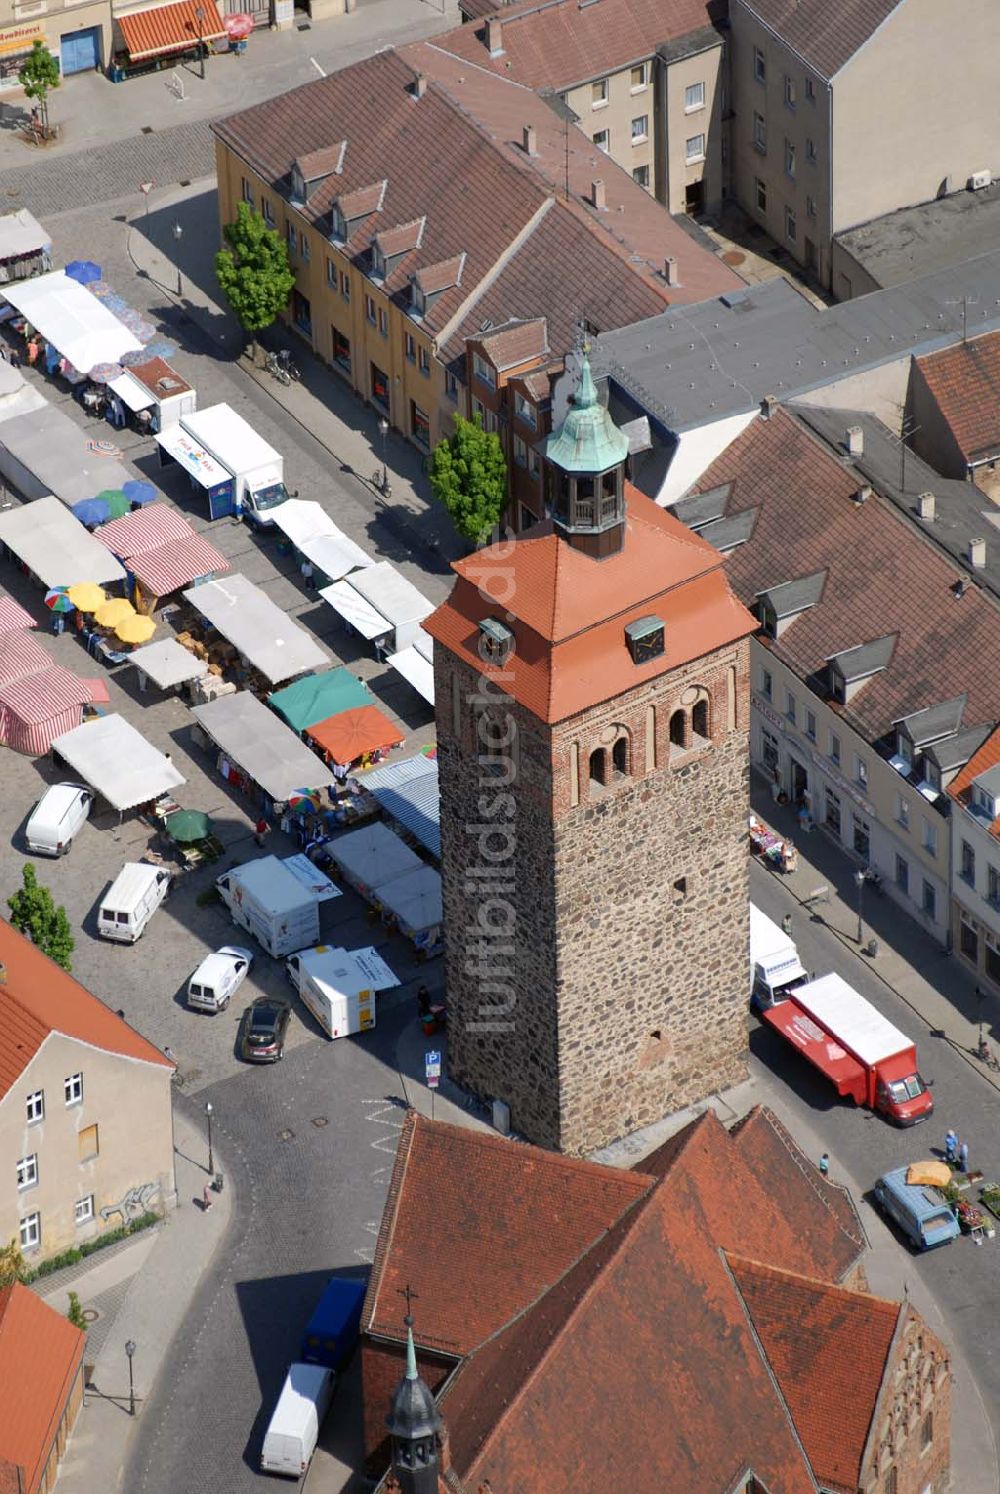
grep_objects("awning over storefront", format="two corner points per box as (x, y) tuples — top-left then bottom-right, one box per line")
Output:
(761, 999), (867, 1102)
(118, 0), (225, 61)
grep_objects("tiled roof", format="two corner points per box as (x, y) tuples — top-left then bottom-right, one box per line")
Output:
(0, 918), (172, 1100)
(692, 408), (1000, 743)
(735, 0), (902, 80)
(946, 723), (1000, 837)
(915, 329), (1000, 466)
(476, 318), (549, 372)
(0, 1283), (84, 1494)
(434, 0), (718, 94)
(730, 1257), (901, 1491)
(414, 254), (465, 295)
(424, 491), (756, 722)
(362, 1111), (653, 1357)
(296, 142), (347, 183)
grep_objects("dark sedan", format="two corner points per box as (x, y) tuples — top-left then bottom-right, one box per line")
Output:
(238, 998), (291, 1063)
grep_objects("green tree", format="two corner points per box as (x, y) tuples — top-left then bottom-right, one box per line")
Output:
(215, 202), (295, 356)
(18, 41), (60, 135)
(428, 414), (508, 547)
(0, 1237), (28, 1288)
(67, 1291), (87, 1331)
(7, 864), (75, 971)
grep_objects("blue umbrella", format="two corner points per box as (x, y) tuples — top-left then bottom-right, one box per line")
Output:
(65, 260), (102, 285)
(124, 479), (157, 507)
(72, 497), (111, 528)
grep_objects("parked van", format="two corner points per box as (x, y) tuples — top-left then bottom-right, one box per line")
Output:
(187, 946), (254, 1013)
(260, 1362), (335, 1479)
(873, 1166), (960, 1251)
(98, 863), (172, 944)
(25, 783), (93, 857)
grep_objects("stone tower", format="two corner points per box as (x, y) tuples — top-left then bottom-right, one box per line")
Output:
(385, 1318), (443, 1494)
(424, 356), (757, 1154)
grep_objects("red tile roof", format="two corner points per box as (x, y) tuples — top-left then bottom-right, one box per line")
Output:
(729, 1257), (901, 1491)
(915, 329), (1000, 466)
(117, 0), (225, 61)
(424, 491), (756, 722)
(362, 1111), (653, 1356)
(737, 0), (902, 80)
(434, 0), (718, 94)
(476, 318), (550, 372)
(0, 1284), (84, 1494)
(694, 408), (1000, 742)
(0, 918), (173, 1100)
(945, 722), (1000, 836)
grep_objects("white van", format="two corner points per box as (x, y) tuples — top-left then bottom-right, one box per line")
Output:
(187, 946), (254, 1013)
(260, 1362), (335, 1479)
(25, 783), (94, 857)
(98, 863), (172, 943)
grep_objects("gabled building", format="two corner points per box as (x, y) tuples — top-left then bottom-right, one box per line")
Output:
(0, 1282), (85, 1494)
(910, 330), (1000, 494)
(363, 1109), (951, 1494)
(729, 0), (1000, 292)
(0, 919), (175, 1265)
(946, 728), (1000, 1000)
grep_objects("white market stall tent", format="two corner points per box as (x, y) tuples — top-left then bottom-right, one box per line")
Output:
(0, 496), (126, 589)
(361, 752), (440, 859)
(127, 638), (209, 691)
(269, 500), (335, 550)
(376, 865), (443, 952)
(269, 498), (374, 584)
(0, 209), (51, 283)
(52, 713), (185, 811)
(1, 270), (142, 373)
(0, 402), (134, 507)
(321, 561), (434, 653)
(191, 690), (334, 803)
(182, 573), (328, 686)
(0, 361), (46, 427)
(325, 820), (423, 900)
(385, 627), (434, 707)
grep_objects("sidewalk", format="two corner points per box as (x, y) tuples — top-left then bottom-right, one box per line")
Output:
(45, 1104), (232, 1494)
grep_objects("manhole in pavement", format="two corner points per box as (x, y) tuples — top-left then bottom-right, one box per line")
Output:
(279, 1128), (295, 1142)
(179, 179), (191, 188)
(141, 126), (154, 135)
(82, 1309), (100, 1323)
(311, 1116), (328, 1128)
(722, 250), (747, 267)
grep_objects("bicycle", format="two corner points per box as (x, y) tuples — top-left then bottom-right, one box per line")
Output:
(371, 470), (393, 500)
(976, 1036), (1000, 1072)
(278, 349), (301, 382)
(264, 351), (291, 386)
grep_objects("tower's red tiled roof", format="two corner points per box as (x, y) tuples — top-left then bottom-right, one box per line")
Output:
(729, 1257), (901, 1491)
(424, 492), (757, 722)
(0, 919), (172, 1100)
(0, 1284), (84, 1494)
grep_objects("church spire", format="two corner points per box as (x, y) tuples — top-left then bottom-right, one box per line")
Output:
(386, 1294), (442, 1494)
(540, 347), (630, 559)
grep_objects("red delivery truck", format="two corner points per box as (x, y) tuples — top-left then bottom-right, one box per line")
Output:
(761, 972), (933, 1125)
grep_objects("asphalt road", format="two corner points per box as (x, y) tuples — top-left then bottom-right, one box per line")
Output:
(750, 862), (1000, 1432)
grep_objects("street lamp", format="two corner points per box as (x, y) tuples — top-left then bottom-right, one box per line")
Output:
(172, 223), (183, 297)
(125, 1339), (137, 1417)
(205, 1100), (214, 1176)
(195, 4), (206, 79)
(854, 868), (865, 946)
(377, 416), (390, 496)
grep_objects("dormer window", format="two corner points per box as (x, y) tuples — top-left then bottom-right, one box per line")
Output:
(974, 784), (998, 819)
(370, 245), (387, 281)
(829, 665), (846, 704)
(478, 617), (514, 666)
(410, 281), (427, 318)
(756, 571), (826, 639)
(825, 635), (895, 704)
(330, 204), (347, 243)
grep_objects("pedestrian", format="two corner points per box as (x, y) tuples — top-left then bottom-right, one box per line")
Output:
(818, 1153), (830, 1177)
(417, 984), (431, 1019)
(781, 912), (793, 937)
(945, 1128), (958, 1164)
(959, 1140), (970, 1174)
(254, 817), (270, 847)
(300, 558), (314, 589)
(202, 1185), (213, 1211)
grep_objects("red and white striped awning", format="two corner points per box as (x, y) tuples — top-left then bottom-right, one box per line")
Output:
(0, 596), (36, 635)
(129, 535), (229, 598)
(96, 504), (193, 558)
(0, 666), (108, 755)
(0, 629), (52, 689)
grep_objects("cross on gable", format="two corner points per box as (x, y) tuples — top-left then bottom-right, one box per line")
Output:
(397, 1282), (419, 1324)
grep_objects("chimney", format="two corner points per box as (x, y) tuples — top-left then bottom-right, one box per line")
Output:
(522, 123), (537, 156)
(591, 178), (606, 210)
(853, 484), (872, 505)
(917, 491), (935, 521)
(969, 537), (987, 568)
(412, 73), (427, 99)
(486, 16), (504, 54)
(760, 394), (777, 420)
(845, 424), (864, 456)
(664, 255), (680, 287)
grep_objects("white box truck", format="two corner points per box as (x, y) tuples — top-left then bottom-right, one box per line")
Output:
(180, 404), (289, 530)
(749, 903), (809, 1012)
(216, 856), (320, 959)
(260, 1362), (335, 1479)
(284, 945), (394, 1038)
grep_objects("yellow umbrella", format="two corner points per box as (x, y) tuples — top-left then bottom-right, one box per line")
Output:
(95, 597), (135, 628)
(115, 614), (156, 645)
(67, 582), (106, 612)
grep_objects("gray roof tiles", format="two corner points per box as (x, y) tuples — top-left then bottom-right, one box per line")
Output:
(894, 696), (967, 746)
(827, 634), (897, 682)
(759, 570), (827, 618)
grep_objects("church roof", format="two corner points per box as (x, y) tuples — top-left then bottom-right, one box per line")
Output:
(540, 355), (630, 473)
(424, 491), (756, 723)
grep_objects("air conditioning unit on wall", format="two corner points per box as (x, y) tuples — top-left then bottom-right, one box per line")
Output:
(968, 170), (992, 191)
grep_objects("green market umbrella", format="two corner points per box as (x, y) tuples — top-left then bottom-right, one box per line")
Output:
(93, 489), (131, 520)
(164, 809), (212, 844)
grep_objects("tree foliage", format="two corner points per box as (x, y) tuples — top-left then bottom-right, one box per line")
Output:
(18, 41), (60, 132)
(8, 864), (75, 971)
(67, 1291), (87, 1331)
(215, 202), (296, 341)
(428, 414), (508, 546)
(0, 1238), (28, 1288)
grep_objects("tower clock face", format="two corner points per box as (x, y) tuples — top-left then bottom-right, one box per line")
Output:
(632, 626), (664, 664)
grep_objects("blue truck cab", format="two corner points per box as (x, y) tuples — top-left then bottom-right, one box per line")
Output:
(873, 1167), (960, 1251)
(300, 1277), (367, 1369)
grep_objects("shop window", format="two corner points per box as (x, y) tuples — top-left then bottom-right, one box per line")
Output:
(371, 363), (389, 410)
(986, 937), (1000, 985)
(292, 289), (312, 338)
(332, 327), (351, 374)
(410, 401), (431, 450)
(852, 813), (870, 862)
(960, 916), (978, 963)
(824, 787), (841, 838)
(761, 728), (779, 776)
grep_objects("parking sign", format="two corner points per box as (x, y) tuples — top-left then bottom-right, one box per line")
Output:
(425, 1050), (441, 1089)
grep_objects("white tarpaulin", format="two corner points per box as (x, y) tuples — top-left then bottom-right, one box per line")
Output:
(108, 371), (155, 413)
(269, 499), (333, 549)
(386, 627), (434, 705)
(182, 573), (327, 684)
(127, 638), (209, 689)
(2, 271), (142, 373)
(347, 563), (434, 630)
(299, 528), (373, 582)
(0, 403), (133, 506)
(0, 210), (50, 265)
(156, 423), (230, 489)
(376, 865), (442, 938)
(52, 713), (185, 810)
(0, 496), (126, 589)
(320, 580), (389, 641)
(191, 690), (334, 801)
(327, 821), (422, 894)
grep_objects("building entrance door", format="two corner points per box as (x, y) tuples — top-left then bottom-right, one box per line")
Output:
(790, 758), (809, 807)
(685, 180), (705, 216)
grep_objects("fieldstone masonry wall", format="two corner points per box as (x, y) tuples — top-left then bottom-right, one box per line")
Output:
(435, 637), (752, 1154)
